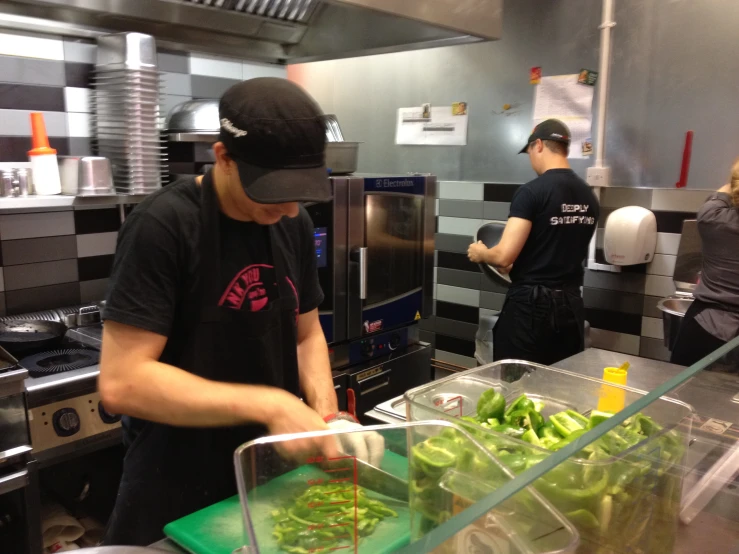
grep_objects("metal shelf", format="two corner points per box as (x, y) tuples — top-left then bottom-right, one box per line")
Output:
(0, 194), (149, 213)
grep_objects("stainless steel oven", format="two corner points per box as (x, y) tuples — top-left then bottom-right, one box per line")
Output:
(304, 175), (436, 347)
(305, 174), (436, 417)
(0, 367), (42, 554)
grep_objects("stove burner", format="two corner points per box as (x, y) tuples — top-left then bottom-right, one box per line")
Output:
(20, 348), (100, 377)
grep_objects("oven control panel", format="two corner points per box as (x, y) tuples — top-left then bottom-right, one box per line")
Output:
(28, 391), (121, 454)
(349, 327), (409, 365)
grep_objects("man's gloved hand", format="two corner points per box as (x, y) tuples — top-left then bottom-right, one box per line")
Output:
(325, 412), (384, 467)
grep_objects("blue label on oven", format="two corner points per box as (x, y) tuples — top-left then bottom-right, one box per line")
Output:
(363, 176), (426, 195)
(319, 313), (334, 343)
(362, 289), (423, 334)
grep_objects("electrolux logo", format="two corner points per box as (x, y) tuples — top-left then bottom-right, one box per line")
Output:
(374, 178), (415, 189)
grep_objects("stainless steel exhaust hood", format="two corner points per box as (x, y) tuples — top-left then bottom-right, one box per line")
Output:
(0, 0), (502, 64)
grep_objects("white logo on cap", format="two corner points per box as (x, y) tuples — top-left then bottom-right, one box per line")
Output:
(551, 133), (563, 138)
(220, 118), (248, 138)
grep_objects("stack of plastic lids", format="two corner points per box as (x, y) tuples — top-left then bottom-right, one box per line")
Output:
(92, 32), (167, 194)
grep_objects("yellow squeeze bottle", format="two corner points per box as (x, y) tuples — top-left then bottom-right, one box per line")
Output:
(598, 362), (630, 413)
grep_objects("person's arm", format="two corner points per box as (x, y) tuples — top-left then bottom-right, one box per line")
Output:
(297, 308), (338, 419)
(99, 321), (314, 428)
(468, 217), (533, 268)
(99, 321), (335, 459)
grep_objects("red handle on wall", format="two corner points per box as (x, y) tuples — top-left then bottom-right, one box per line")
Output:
(676, 131), (694, 188)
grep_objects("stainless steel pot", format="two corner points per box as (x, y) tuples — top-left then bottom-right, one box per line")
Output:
(325, 142), (360, 175)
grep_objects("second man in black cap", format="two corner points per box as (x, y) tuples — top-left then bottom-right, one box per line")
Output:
(468, 119), (600, 365)
(99, 78), (380, 545)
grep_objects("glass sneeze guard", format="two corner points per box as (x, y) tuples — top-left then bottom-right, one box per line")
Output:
(399, 336), (739, 554)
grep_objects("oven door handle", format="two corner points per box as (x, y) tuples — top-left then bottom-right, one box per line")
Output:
(0, 468), (29, 495)
(351, 247), (368, 300)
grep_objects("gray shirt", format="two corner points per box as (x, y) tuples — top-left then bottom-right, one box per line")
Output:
(694, 192), (739, 341)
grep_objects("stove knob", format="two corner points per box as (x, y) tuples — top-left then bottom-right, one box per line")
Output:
(361, 341), (374, 358)
(98, 402), (121, 424)
(389, 333), (401, 350)
(52, 408), (80, 437)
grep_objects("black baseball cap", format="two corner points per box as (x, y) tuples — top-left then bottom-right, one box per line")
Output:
(218, 78), (331, 204)
(518, 119), (571, 154)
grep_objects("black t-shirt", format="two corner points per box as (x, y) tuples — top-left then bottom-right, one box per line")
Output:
(508, 169), (599, 287)
(104, 177), (324, 349)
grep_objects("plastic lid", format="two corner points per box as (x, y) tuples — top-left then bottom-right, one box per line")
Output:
(28, 112), (57, 156)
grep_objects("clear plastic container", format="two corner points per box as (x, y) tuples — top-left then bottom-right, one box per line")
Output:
(234, 421), (579, 554)
(404, 361), (694, 554)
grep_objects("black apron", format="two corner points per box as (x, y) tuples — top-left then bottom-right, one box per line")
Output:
(493, 284), (585, 366)
(104, 171), (300, 546)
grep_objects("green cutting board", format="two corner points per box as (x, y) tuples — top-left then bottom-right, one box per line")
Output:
(164, 451), (410, 554)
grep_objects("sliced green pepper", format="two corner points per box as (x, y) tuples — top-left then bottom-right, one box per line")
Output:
(522, 428), (542, 447)
(550, 411), (586, 437)
(565, 409), (590, 428)
(491, 423), (526, 439)
(588, 410), (614, 429)
(476, 388), (506, 421)
(412, 441), (456, 469)
(549, 428), (587, 451)
(504, 394), (535, 418)
(536, 469), (609, 504)
(506, 408), (544, 433)
(565, 509), (600, 529)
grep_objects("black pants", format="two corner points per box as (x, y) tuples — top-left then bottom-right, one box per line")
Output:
(670, 299), (727, 367)
(494, 285), (585, 366)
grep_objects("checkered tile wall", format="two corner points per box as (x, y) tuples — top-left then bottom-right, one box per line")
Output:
(0, 29), (287, 314)
(422, 184), (711, 367)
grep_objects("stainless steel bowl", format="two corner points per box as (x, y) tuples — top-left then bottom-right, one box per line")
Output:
(657, 296), (694, 350)
(477, 221), (512, 288)
(166, 99), (220, 133)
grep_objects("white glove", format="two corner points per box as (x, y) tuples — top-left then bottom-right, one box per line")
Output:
(326, 413), (385, 467)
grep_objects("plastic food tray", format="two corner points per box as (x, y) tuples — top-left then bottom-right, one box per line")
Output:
(404, 361), (694, 554)
(234, 421), (580, 554)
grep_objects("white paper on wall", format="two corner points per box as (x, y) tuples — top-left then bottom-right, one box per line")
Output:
(532, 75), (595, 159)
(396, 106), (469, 146)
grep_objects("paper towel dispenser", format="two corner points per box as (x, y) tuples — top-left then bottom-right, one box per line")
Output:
(603, 206), (657, 266)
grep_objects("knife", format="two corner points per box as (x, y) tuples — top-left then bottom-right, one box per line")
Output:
(324, 456), (409, 503)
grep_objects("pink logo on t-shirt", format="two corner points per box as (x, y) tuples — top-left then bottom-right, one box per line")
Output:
(219, 264), (273, 311)
(219, 264), (298, 319)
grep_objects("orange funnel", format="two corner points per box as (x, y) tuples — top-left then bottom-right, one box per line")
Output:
(28, 112), (57, 156)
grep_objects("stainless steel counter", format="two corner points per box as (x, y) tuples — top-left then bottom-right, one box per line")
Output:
(554, 348), (739, 424)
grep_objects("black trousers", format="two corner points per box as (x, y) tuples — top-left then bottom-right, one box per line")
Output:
(670, 299), (728, 367)
(494, 285), (585, 366)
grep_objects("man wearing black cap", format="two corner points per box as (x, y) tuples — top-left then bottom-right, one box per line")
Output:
(468, 119), (599, 364)
(99, 78), (378, 545)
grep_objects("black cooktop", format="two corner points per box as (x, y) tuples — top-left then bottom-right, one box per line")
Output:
(14, 337), (100, 378)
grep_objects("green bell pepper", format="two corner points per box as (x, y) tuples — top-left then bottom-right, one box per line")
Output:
(491, 423), (526, 439)
(506, 408), (545, 432)
(476, 388), (506, 421)
(549, 428), (588, 451)
(504, 394), (535, 419)
(565, 509), (600, 529)
(550, 411), (586, 438)
(522, 428), (542, 447)
(588, 410), (614, 429)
